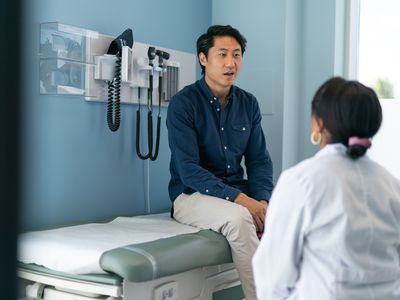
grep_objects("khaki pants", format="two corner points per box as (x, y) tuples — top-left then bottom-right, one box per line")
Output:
(173, 192), (259, 300)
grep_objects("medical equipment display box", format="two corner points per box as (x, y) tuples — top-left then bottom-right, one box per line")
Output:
(39, 22), (98, 98)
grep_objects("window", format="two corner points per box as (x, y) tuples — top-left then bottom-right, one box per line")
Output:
(350, 0), (400, 179)
(358, 0), (400, 99)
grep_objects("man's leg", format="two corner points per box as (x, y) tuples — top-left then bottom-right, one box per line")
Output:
(173, 192), (259, 300)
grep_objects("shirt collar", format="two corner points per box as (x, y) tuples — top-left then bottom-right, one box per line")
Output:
(199, 76), (235, 105)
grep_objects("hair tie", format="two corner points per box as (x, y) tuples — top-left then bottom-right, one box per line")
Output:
(348, 137), (371, 149)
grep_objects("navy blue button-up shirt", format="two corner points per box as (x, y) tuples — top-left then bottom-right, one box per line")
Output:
(167, 77), (273, 202)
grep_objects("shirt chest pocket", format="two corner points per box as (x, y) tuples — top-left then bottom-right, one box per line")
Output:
(229, 123), (251, 153)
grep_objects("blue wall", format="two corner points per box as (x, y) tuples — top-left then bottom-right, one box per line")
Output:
(298, 0), (339, 162)
(19, 0), (211, 231)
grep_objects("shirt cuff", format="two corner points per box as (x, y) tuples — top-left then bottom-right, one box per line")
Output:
(223, 186), (241, 202)
(251, 191), (272, 201)
(202, 182), (240, 202)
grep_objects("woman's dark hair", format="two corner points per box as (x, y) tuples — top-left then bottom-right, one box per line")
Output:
(196, 25), (247, 74)
(311, 77), (382, 159)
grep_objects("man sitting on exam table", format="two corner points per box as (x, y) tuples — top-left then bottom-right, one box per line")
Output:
(253, 77), (400, 300)
(166, 25), (274, 300)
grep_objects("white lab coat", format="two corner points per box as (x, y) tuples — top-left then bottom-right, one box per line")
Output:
(252, 144), (400, 300)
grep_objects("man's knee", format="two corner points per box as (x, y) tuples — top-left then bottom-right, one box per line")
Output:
(224, 204), (254, 232)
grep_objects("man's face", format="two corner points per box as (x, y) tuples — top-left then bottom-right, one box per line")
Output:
(199, 36), (243, 92)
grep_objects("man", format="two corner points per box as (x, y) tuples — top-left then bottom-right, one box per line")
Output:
(166, 25), (273, 300)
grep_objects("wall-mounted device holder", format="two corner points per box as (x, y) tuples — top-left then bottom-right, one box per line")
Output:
(92, 41), (187, 107)
(101, 28), (134, 132)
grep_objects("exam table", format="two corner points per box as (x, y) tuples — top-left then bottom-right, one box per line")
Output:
(17, 213), (244, 300)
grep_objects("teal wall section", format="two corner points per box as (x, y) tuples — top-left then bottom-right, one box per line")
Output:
(19, 0), (211, 231)
(282, 0), (303, 170)
(297, 0), (337, 162)
(298, 0), (346, 162)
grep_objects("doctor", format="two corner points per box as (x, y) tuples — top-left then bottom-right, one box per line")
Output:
(252, 77), (400, 300)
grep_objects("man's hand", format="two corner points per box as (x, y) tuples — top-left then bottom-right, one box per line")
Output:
(257, 200), (268, 238)
(234, 193), (268, 233)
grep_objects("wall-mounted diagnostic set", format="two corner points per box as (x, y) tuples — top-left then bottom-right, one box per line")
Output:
(39, 22), (196, 160)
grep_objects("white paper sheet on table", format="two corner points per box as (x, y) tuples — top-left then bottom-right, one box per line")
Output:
(18, 213), (200, 274)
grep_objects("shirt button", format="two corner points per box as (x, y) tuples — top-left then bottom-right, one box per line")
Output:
(224, 146), (227, 150)
(227, 165), (231, 169)
(226, 196), (230, 200)
(216, 108), (220, 112)
(206, 189), (209, 193)
(210, 100), (213, 104)
(242, 127), (246, 131)
(221, 127), (224, 131)
(213, 96), (217, 100)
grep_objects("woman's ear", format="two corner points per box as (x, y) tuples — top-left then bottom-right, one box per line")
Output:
(311, 115), (323, 133)
(312, 115), (324, 133)
(316, 117), (324, 132)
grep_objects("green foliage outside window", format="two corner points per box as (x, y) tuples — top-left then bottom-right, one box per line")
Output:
(374, 77), (394, 99)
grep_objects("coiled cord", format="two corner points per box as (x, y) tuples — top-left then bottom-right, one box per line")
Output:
(149, 77), (162, 161)
(136, 109), (150, 160)
(135, 55), (161, 161)
(149, 115), (161, 161)
(107, 55), (121, 132)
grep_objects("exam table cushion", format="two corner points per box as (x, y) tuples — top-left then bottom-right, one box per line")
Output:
(100, 229), (233, 282)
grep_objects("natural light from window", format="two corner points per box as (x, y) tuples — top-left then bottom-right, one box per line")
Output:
(358, 0), (400, 99)
(358, 0), (400, 179)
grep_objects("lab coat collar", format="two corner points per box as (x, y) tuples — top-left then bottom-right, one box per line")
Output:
(315, 143), (347, 158)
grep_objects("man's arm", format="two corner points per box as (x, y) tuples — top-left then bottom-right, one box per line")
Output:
(244, 97), (274, 200)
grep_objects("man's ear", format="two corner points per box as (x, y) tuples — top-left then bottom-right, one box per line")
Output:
(199, 52), (207, 67)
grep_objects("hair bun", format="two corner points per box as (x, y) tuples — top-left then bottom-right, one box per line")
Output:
(346, 144), (367, 159)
